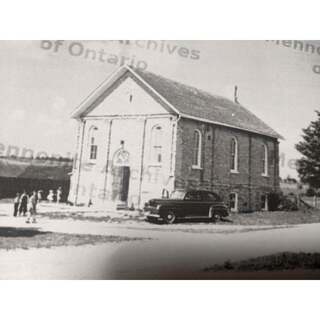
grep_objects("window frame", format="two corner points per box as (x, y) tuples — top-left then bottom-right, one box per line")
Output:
(230, 137), (239, 173)
(229, 192), (238, 212)
(88, 126), (98, 162)
(201, 191), (221, 202)
(262, 143), (269, 177)
(192, 129), (203, 169)
(261, 194), (269, 211)
(184, 191), (202, 201)
(150, 124), (163, 166)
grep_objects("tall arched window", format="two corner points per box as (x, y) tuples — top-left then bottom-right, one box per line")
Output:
(192, 130), (202, 168)
(230, 137), (238, 172)
(89, 127), (98, 161)
(262, 144), (268, 176)
(151, 125), (163, 164)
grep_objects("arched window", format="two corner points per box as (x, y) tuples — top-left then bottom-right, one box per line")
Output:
(192, 130), (202, 168)
(262, 144), (268, 176)
(88, 127), (98, 160)
(151, 125), (163, 164)
(230, 137), (238, 172)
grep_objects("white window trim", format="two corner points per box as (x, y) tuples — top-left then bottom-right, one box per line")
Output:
(230, 137), (239, 173)
(89, 146), (98, 163)
(230, 192), (238, 213)
(149, 124), (163, 166)
(88, 126), (98, 163)
(261, 194), (269, 211)
(262, 143), (269, 177)
(192, 129), (202, 169)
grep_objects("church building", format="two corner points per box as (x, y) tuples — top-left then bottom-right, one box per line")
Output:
(68, 65), (282, 212)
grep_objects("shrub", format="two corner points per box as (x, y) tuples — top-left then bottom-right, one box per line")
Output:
(306, 188), (316, 197)
(268, 192), (282, 211)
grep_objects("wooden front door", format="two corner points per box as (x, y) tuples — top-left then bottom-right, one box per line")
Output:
(112, 166), (130, 203)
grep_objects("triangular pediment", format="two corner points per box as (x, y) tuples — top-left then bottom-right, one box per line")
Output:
(85, 76), (170, 117)
(71, 66), (178, 119)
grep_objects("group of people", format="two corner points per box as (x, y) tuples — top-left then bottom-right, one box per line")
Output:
(13, 190), (39, 223)
(13, 187), (63, 224)
(47, 188), (63, 203)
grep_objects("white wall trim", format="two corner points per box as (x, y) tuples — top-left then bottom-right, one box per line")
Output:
(82, 114), (174, 121)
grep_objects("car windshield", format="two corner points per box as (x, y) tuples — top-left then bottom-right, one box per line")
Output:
(170, 190), (186, 200)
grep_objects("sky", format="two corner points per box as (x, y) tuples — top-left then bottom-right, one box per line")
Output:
(0, 40), (320, 179)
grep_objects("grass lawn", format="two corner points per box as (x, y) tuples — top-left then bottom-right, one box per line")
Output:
(0, 226), (145, 250)
(204, 252), (320, 272)
(201, 252), (320, 280)
(39, 208), (320, 226)
(225, 209), (320, 226)
(38, 210), (145, 224)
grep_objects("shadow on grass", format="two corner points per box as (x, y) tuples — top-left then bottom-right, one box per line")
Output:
(0, 227), (51, 238)
(146, 216), (234, 225)
(0, 227), (147, 251)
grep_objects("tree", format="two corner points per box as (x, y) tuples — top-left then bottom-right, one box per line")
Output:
(296, 110), (320, 189)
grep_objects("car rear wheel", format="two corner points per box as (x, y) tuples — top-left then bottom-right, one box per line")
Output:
(209, 206), (220, 223)
(164, 211), (176, 224)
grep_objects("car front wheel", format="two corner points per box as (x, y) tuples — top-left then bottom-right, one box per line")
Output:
(163, 210), (176, 224)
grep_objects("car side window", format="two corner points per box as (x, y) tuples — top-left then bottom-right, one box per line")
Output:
(184, 192), (201, 201)
(202, 192), (220, 201)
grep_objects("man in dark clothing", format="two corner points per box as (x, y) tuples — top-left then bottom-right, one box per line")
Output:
(19, 191), (28, 216)
(13, 193), (20, 217)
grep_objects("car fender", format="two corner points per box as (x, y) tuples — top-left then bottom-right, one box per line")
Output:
(210, 204), (229, 217)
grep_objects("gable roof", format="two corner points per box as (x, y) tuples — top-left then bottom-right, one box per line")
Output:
(71, 65), (283, 139)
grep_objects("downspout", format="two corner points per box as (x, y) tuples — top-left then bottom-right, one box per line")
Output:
(274, 139), (280, 190)
(248, 133), (252, 211)
(74, 119), (86, 205)
(210, 125), (216, 190)
(171, 114), (181, 191)
(102, 119), (113, 201)
(137, 117), (147, 209)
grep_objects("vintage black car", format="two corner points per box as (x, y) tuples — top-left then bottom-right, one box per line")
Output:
(144, 189), (229, 224)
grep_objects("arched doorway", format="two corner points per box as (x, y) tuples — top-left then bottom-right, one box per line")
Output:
(112, 148), (130, 207)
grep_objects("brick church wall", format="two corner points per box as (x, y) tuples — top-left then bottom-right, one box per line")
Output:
(174, 118), (280, 212)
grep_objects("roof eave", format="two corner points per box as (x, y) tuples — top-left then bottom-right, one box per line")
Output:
(180, 113), (283, 140)
(70, 65), (129, 119)
(70, 65), (284, 140)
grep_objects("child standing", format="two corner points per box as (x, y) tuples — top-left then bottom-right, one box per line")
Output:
(47, 190), (54, 202)
(57, 187), (62, 203)
(13, 193), (20, 217)
(37, 190), (43, 203)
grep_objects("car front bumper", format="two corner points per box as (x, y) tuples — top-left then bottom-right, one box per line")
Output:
(146, 213), (163, 221)
(144, 207), (163, 221)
